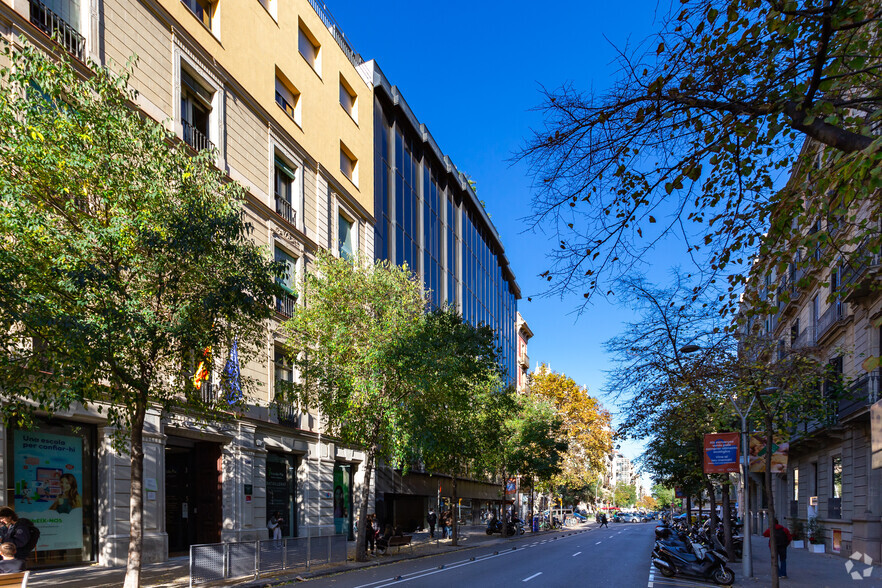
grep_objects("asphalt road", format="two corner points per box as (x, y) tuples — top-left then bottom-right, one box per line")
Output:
(305, 523), (660, 588)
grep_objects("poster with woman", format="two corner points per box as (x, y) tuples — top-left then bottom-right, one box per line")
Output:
(13, 430), (84, 551)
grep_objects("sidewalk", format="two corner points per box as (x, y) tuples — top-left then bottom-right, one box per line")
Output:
(27, 523), (588, 587)
(736, 534), (882, 587)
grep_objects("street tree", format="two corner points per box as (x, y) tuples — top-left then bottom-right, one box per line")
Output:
(652, 485), (675, 510)
(529, 366), (613, 489)
(281, 252), (426, 562)
(395, 307), (506, 546)
(0, 43), (281, 588)
(520, 0), (882, 317)
(613, 483), (637, 508)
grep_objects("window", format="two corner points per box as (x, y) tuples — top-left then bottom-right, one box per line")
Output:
(274, 247), (297, 317)
(258, 0), (277, 20)
(339, 75), (357, 122)
(812, 295), (819, 329)
(298, 22), (321, 74)
(275, 74), (301, 126)
(338, 213), (354, 260)
(274, 157), (297, 225)
(340, 142), (357, 185)
(793, 469), (799, 501)
(832, 456), (842, 498)
(180, 68), (213, 151)
(274, 347), (293, 400)
(182, 0), (212, 28)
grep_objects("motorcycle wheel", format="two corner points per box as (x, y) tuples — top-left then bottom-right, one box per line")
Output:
(486, 528), (493, 535)
(659, 566), (675, 578)
(712, 566), (734, 586)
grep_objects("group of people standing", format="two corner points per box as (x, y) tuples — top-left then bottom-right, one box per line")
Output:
(426, 509), (453, 539)
(0, 507), (38, 573)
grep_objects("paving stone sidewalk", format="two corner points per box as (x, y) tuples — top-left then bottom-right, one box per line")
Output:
(26, 523), (584, 587)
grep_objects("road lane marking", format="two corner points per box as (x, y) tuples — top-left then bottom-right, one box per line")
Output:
(572, 551), (581, 556)
(595, 541), (602, 545)
(523, 572), (543, 582)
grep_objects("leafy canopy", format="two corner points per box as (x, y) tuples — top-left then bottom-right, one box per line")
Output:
(522, 0), (882, 314)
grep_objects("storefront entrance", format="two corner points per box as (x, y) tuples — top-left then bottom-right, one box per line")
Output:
(266, 453), (297, 537)
(333, 463), (354, 540)
(165, 439), (222, 555)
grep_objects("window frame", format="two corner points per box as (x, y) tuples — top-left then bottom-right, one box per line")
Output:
(298, 21), (322, 76)
(339, 75), (358, 123)
(275, 73), (301, 127)
(340, 141), (358, 187)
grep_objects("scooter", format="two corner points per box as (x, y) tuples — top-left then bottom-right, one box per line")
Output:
(652, 538), (734, 585)
(486, 518), (506, 535)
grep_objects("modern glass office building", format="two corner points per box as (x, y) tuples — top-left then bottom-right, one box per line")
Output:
(366, 62), (520, 384)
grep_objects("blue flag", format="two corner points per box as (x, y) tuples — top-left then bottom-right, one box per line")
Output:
(223, 339), (242, 405)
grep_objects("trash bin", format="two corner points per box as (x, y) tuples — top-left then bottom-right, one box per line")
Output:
(532, 515), (539, 533)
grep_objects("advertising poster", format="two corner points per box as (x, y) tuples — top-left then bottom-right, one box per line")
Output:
(703, 432), (740, 474)
(748, 433), (789, 473)
(13, 430), (84, 551)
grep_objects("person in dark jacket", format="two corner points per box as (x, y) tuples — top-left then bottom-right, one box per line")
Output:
(0, 543), (24, 573)
(762, 518), (793, 578)
(427, 509), (437, 539)
(0, 508), (30, 562)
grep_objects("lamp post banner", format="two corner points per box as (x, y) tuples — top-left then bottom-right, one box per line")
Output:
(704, 432), (740, 473)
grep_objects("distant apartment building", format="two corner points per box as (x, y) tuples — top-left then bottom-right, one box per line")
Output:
(739, 141), (881, 560)
(0, 0), (375, 568)
(516, 313), (533, 394)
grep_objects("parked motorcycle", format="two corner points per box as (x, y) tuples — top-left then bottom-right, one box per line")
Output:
(652, 536), (734, 585)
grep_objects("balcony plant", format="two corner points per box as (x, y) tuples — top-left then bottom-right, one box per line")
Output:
(807, 517), (826, 553)
(790, 518), (805, 549)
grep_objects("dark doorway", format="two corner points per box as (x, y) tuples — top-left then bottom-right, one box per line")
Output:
(166, 439), (222, 555)
(266, 453), (297, 537)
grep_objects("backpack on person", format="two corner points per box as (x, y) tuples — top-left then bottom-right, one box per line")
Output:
(773, 525), (790, 548)
(19, 518), (40, 555)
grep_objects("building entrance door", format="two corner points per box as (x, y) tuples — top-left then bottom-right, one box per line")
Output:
(266, 453), (297, 537)
(166, 440), (222, 555)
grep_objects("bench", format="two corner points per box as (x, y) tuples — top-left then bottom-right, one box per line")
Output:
(378, 534), (412, 555)
(0, 571), (29, 588)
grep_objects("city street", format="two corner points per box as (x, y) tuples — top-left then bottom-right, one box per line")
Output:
(306, 525), (656, 588)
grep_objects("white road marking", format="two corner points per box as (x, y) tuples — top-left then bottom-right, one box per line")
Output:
(572, 551), (582, 556)
(595, 541), (602, 545)
(523, 572), (543, 582)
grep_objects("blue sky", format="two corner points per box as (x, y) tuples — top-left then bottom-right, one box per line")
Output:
(333, 1), (674, 465)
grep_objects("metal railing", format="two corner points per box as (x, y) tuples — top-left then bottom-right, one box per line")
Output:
(190, 535), (347, 586)
(182, 119), (214, 152)
(791, 325), (816, 350)
(29, 0), (85, 60)
(273, 399), (300, 428)
(275, 196), (296, 225)
(839, 372), (881, 420)
(275, 292), (297, 318)
(816, 300), (846, 341)
(306, 0), (364, 67)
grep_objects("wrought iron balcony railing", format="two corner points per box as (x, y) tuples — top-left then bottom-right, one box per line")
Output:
(275, 196), (296, 225)
(275, 292), (297, 318)
(816, 300), (847, 341)
(182, 119), (214, 152)
(839, 372), (881, 421)
(29, 0), (85, 60)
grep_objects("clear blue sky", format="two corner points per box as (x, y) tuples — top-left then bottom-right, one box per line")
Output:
(332, 0), (674, 465)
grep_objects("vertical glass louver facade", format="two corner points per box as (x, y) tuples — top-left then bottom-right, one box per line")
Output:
(373, 94), (519, 385)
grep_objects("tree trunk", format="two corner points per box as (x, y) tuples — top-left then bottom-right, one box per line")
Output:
(704, 477), (718, 540)
(721, 479), (735, 561)
(765, 411), (778, 588)
(122, 400), (147, 588)
(698, 487), (704, 524)
(451, 476), (459, 546)
(354, 445), (376, 562)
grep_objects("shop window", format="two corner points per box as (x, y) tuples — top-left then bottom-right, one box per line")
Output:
(8, 419), (97, 566)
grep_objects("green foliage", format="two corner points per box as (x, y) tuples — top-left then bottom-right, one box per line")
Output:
(0, 41), (280, 436)
(652, 485), (675, 509)
(505, 394), (568, 485)
(522, 0), (882, 317)
(807, 517), (826, 544)
(613, 483), (637, 507)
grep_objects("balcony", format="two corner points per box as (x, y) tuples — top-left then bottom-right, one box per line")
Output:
(842, 240), (881, 302)
(839, 371), (881, 421)
(306, 0), (364, 68)
(816, 300), (848, 344)
(275, 196), (296, 225)
(275, 292), (297, 318)
(182, 119), (214, 152)
(29, 0), (85, 60)
(273, 398), (300, 428)
(791, 325), (816, 350)
(518, 351), (529, 368)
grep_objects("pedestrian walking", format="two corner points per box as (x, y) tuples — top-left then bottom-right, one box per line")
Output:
(600, 512), (609, 528)
(427, 509), (437, 539)
(364, 514), (376, 554)
(763, 518), (792, 578)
